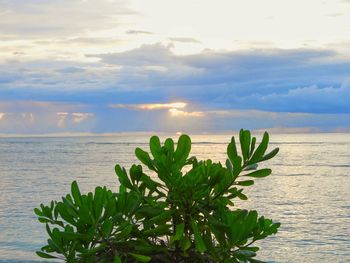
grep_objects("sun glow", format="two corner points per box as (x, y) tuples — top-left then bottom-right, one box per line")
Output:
(139, 102), (187, 110)
(0, 112), (6, 121)
(110, 102), (187, 110)
(168, 108), (204, 117)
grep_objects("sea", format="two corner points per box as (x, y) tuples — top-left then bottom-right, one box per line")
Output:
(0, 133), (349, 263)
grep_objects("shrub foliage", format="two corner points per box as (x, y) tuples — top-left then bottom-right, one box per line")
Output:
(35, 129), (280, 262)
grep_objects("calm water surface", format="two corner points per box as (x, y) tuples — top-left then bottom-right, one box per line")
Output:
(0, 133), (349, 262)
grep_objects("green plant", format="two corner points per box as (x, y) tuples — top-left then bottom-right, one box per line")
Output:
(35, 129), (280, 262)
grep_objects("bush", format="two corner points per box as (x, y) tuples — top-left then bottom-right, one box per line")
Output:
(35, 129), (280, 262)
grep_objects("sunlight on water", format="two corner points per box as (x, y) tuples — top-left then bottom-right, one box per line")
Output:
(0, 133), (349, 262)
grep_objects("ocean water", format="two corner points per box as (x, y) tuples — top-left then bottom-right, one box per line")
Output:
(0, 133), (349, 262)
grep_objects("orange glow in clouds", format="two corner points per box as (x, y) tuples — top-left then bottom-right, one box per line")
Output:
(110, 102), (187, 110)
(109, 101), (203, 117)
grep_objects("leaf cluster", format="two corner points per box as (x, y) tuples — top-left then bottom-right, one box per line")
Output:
(35, 129), (280, 262)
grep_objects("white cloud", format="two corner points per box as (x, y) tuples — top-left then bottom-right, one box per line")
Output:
(72, 112), (94, 123)
(168, 108), (204, 117)
(126, 30), (153, 35)
(57, 112), (69, 128)
(57, 112), (94, 127)
(0, 101), (96, 133)
(168, 37), (200, 43)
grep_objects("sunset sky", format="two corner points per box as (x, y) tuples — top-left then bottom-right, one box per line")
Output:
(1, 0), (350, 134)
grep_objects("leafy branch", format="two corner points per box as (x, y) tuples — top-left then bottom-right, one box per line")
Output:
(35, 129), (280, 263)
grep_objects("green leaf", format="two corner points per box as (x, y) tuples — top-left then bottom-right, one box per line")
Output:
(261, 147), (279, 162)
(235, 249), (257, 259)
(249, 132), (269, 164)
(148, 211), (172, 224)
(191, 220), (207, 252)
(245, 168), (272, 178)
(115, 165), (133, 189)
(129, 253), (151, 262)
(94, 186), (105, 219)
(237, 191), (248, 200)
(34, 207), (43, 217)
(117, 224), (133, 239)
(250, 137), (256, 154)
(130, 164), (143, 183)
(135, 148), (155, 170)
(173, 223), (185, 241)
(240, 129), (251, 162)
(143, 225), (171, 236)
(59, 231), (93, 241)
(164, 138), (174, 154)
(227, 137), (242, 176)
(139, 174), (159, 192)
(179, 236), (191, 251)
(174, 134), (191, 164)
(48, 238), (62, 253)
(55, 203), (75, 225)
(102, 219), (113, 236)
(236, 180), (254, 186)
(71, 181), (81, 206)
(36, 251), (58, 259)
(225, 158), (233, 175)
(246, 210), (258, 231)
(150, 136), (162, 159)
(227, 136), (238, 159)
(83, 244), (107, 255)
(114, 256), (122, 263)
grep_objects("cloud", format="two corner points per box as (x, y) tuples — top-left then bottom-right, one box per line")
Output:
(254, 127), (320, 134)
(0, 101), (95, 133)
(21, 112), (35, 122)
(0, 100), (87, 113)
(110, 101), (204, 117)
(2, 43), (350, 115)
(0, 0), (134, 39)
(169, 37), (200, 43)
(57, 112), (69, 128)
(1, 43), (350, 133)
(56, 67), (86, 74)
(237, 83), (350, 113)
(0, 100), (349, 134)
(72, 112), (94, 123)
(168, 108), (204, 117)
(87, 44), (350, 113)
(126, 30), (153, 35)
(57, 112), (94, 127)
(110, 102), (187, 110)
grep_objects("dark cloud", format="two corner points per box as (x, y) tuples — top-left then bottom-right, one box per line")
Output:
(1, 44), (350, 119)
(236, 84), (350, 113)
(86, 44), (350, 113)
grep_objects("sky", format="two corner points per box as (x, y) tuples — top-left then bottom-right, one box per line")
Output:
(1, 0), (350, 134)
